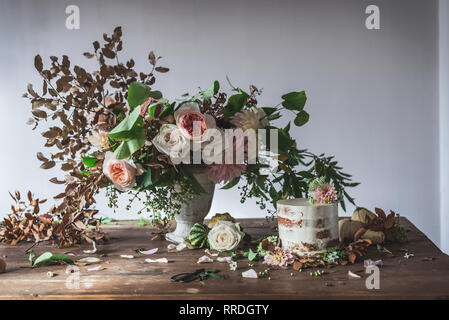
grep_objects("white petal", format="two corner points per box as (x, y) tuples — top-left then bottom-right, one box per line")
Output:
(197, 255), (214, 264)
(348, 270), (361, 279)
(139, 248), (158, 255)
(120, 255), (134, 259)
(176, 243), (187, 251)
(145, 258), (168, 263)
(242, 269), (258, 279)
(217, 256), (233, 263)
(87, 265), (105, 272)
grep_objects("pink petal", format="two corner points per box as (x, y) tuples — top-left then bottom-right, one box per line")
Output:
(87, 265), (104, 272)
(197, 255), (214, 264)
(140, 248), (158, 255)
(242, 269), (258, 279)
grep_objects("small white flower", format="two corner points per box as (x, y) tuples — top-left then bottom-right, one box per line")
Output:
(207, 221), (245, 252)
(229, 261), (237, 271)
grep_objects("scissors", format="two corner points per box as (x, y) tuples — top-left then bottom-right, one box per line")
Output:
(170, 268), (206, 283)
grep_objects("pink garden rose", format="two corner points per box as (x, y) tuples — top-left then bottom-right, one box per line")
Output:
(174, 103), (216, 141)
(103, 152), (144, 191)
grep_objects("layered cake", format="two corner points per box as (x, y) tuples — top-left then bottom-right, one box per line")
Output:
(277, 178), (339, 258)
(277, 199), (339, 257)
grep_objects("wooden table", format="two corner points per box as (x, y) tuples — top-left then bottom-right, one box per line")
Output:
(0, 218), (448, 300)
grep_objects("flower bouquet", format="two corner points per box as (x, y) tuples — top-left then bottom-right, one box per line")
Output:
(1, 27), (358, 247)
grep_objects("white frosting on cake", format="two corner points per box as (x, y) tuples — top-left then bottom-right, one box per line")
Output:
(277, 198), (338, 257)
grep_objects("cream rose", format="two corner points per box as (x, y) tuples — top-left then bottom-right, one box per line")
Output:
(208, 221), (245, 252)
(103, 151), (144, 191)
(152, 124), (190, 162)
(230, 107), (268, 131)
(174, 103), (216, 141)
(88, 125), (110, 150)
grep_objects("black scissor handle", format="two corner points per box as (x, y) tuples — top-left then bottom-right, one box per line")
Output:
(170, 269), (205, 283)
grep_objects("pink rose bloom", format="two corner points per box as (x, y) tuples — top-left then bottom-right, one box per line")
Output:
(174, 103), (216, 141)
(103, 152), (144, 191)
(207, 164), (246, 184)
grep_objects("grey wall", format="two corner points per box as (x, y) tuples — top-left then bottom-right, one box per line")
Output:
(440, 0), (449, 254)
(0, 0), (442, 248)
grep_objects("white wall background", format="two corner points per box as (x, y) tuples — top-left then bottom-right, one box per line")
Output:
(0, 0), (443, 249)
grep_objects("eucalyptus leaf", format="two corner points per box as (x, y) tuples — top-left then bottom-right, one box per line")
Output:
(127, 82), (151, 108)
(294, 111), (309, 127)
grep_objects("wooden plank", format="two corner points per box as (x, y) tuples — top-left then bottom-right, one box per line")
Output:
(0, 218), (448, 300)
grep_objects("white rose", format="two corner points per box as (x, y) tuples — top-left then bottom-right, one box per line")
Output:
(152, 124), (190, 162)
(208, 221), (245, 252)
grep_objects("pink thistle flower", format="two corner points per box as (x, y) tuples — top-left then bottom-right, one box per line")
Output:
(262, 247), (294, 269)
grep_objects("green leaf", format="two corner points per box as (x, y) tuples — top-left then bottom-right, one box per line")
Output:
(127, 82), (151, 108)
(247, 249), (258, 261)
(294, 110), (309, 127)
(109, 107), (142, 141)
(28, 252), (35, 266)
(159, 102), (175, 118)
(32, 252), (74, 267)
(221, 176), (240, 190)
(224, 90), (249, 121)
(148, 90), (162, 100)
(281, 91), (307, 111)
(262, 107), (277, 116)
(82, 155), (99, 168)
(140, 169), (152, 188)
(33, 252), (53, 267)
(202, 80), (220, 100)
(137, 218), (147, 227)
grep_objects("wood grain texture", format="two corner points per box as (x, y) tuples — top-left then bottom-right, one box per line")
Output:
(0, 218), (448, 300)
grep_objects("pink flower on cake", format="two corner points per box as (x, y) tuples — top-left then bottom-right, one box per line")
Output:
(174, 103), (216, 141)
(103, 151), (144, 191)
(312, 183), (337, 205)
(262, 247), (294, 269)
(207, 164), (246, 184)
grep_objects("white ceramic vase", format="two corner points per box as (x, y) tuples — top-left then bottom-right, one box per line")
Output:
(165, 166), (215, 244)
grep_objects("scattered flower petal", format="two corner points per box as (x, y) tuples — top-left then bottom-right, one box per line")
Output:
(76, 257), (102, 265)
(364, 259), (383, 268)
(197, 255), (214, 264)
(176, 243), (187, 251)
(145, 258), (168, 263)
(83, 242), (97, 254)
(46, 271), (54, 278)
(242, 269), (258, 279)
(348, 270), (361, 279)
(139, 248), (158, 255)
(167, 244), (176, 250)
(217, 256), (233, 263)
(205, 249), (219, 257)
(87, 265), (105, 272)
(404, 253), (415, 259)
(120, 255), (134, 259)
